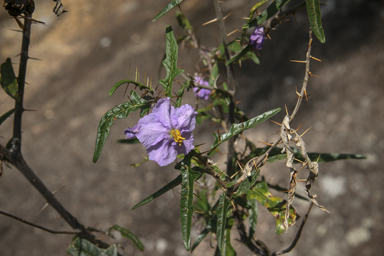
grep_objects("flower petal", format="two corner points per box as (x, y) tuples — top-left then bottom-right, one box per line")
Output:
(146, 138), (177, 166)
(137, 113), (169, 148)
(174, 104), (197, 132)
(152, 98), (174, 130)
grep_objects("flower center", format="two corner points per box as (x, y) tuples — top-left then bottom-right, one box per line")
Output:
(170, 129), (185, 146)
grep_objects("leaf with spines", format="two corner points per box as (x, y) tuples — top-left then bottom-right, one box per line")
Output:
(247, 181), (299, 234)
(93, 91), (150, 162)
(305, 0), (326, 43)
(132, 174), (182, 210)
(0, 58), (20, 101)
(243, 0), (291, 29)
(209, 108), (280, 155)
(67, 238), (117, 256)
(108, 79), (153, 96)
(159, 26), (184, 97)
(109, 225), (144, 251)
(153, 0), (185, 21)
(235, 168), (260, 196)
(177, 153), (201, 251)
(216, 193), (231, 252)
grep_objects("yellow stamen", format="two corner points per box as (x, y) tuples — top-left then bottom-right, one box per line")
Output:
(170, 129), (185, 146)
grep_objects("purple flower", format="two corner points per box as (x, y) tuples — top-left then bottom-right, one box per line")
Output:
(249, 26), (265, 50)
(193, 76), (212, 100)
(124, 98), (197, 166)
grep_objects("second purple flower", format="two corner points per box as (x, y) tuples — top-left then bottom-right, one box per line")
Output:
(249, 26), (265, 50)
(193, 76), (212, 100)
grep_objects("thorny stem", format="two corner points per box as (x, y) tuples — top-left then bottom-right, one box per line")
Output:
(3, 17), (120, 253)
(253, 28), (313, 169)
(212, 0), (236, 177)
(271, 202), (314, 256)
(12, 16), (32, 152)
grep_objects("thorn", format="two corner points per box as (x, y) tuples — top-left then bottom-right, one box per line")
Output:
(295, 87), (301, 98)
(304, 89), (309, 101)
(290, 60), (306, 63)
(230, 170), (240, 179)
(230, 200), (236, 209)
(203, 18), (217, 26)
(270, 120), (282, 126)
(258, 140), (273, 146)
(310, 56), (322, 62)
(217, 127), (222, 142)
(195, 210), (204, 214)
(294, 158), (305, 164)
(223, 12), (232, 20)
(238, 17), (250, 20)
(37, 203), (49, 215)
(297, 179), (307, 182)
(285, 104), (289, 115)
(227, 29), (238, 37)
(295, 122), (305, 132)
(214, 148), (223, 155)
(307, 71), (320, 78)
(300, 126), (312, 137)
(316, 154), (321, 163)
(28, 57), (42, 61)
(193, 192), (202, 200)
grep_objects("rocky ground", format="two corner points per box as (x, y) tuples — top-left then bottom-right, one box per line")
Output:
(0, 0), (383, 255)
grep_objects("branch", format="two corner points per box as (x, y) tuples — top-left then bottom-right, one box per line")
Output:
(271, 202), (314, 256)
(212, 0), (236, 177)
(0, 210), (77, 235)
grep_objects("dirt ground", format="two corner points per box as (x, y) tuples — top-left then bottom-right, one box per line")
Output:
(0, 0), (383, 255)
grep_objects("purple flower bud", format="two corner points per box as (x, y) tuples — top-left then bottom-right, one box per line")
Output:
(193, 76), (212, 100)
(124, 98), (197, 166)
(249, 26), (265, 50)
(124, 124), (140, 139)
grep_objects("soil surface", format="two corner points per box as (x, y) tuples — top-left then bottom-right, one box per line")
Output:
(0, 0), (383, 256)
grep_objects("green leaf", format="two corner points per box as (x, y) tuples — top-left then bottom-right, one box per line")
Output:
(176, 11), (192, 33)
(209, 62), (219, 87)
(248, 198), (258, 241)
(247, 181), (299, 234)
(244, 0), (291, 29)
(177, 153), (201, 251)
(191, 222), (213, 252)
(93, 91), (149, 163)
(108, 79), (153, 96)
(305, 0), (326, 43)
(132, 175), (182, 210)
(0, 58), (20, 101)
(153, 0), (185, 21)
(224, 228), (236, 256)
(226, 45), (252, 66)
(67, 238), (117, 256)
(159, 26), (184, 97)
(235, 168), (260, 196)
(209, 108), (280, 155)
(109, 225), (144, 251)
(216, 193), (230, 252)
(116, 138), (140, 144)
(0, 108), (16, 126)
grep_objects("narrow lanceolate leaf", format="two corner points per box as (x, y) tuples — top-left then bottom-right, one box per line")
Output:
(0, 108), (16, 126)
(244, 0), (291, 29)
(108, 79), (153, 96)
(224, 228), (236, 256)
(93, 91), (149, 162)
(132, 175), (182, 210)
(67, 238), (118, 256)
(159, 26), (184, 97)
(248, 198), (258, 241)
(109, 225), (144, 251)
(226, 45), (252, 66)
(209, 108), (280, 154)
(247, 181), (299, 235)
(216, 193), (230, 252)
(177, 153), (201, 251)
(305, 0), (325, 43)
(235, 168), (260, 196)
(153, 0), (185, 21)
(0, 58), (20, 101)
(191, 222), (213, 252)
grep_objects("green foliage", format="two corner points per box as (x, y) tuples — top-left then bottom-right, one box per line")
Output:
(132, 174), (182, 210)
(243, 0), (291, 29)
(235, 168), (260, 196)
(0, 108), (16, 126)
(67, 238), (117, 256)
(93, 91), (150, 162)
(247, 182), (299, 234)
(108, 79), (153, 96)
(0, 58), (20, 101)
(209, 108), (280, 155)
(109, 225), (144, 251)
(216, 193), (231, 253)
(153, 0), (185, 21)
(305, 0), (326, 43)
(177, 153), (201, 251)
(176, 11), (192, 33)
(159, 26), (184, 97)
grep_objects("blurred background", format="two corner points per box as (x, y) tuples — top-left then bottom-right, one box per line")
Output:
(0, 0), (383, 255)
